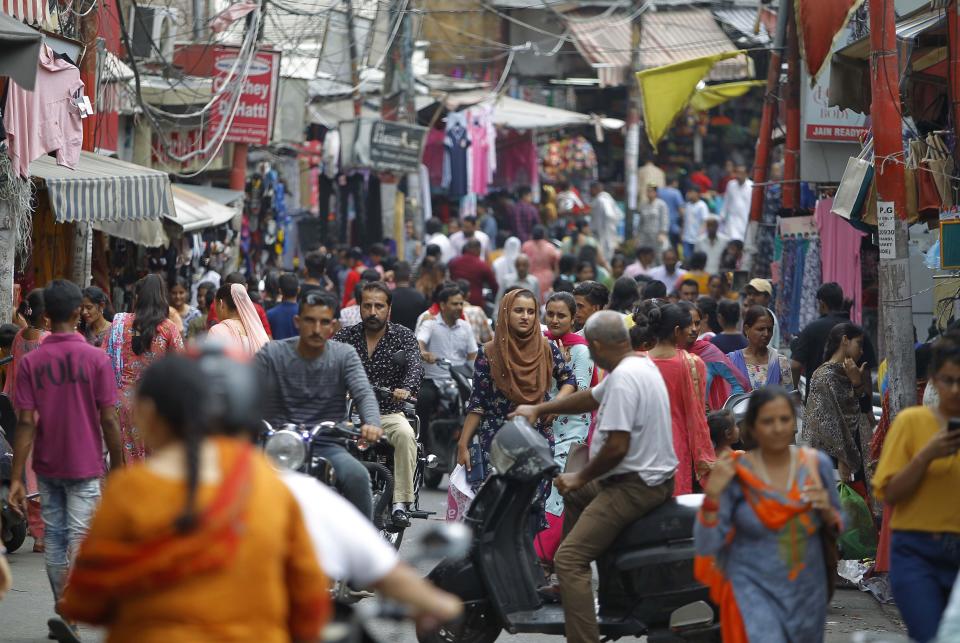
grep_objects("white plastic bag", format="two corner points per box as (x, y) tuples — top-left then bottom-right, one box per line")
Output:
(446, 464), (476, 522)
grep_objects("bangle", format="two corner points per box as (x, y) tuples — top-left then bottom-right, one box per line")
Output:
(702, 496), (719, 512)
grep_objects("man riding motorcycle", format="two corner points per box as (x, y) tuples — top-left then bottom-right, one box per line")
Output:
(255, 290), (383, 519)
(334, 281), (423, 526)
(415, 284), (477, 442)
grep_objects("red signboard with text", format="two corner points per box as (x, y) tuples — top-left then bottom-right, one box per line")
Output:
(207, 47), (280, 146)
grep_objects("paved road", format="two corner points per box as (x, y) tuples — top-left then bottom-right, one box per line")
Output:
(0, 485), (907, 643)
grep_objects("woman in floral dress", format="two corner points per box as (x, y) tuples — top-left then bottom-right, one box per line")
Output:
(106, 274), (184, 462)
(457, 289), (576, 528)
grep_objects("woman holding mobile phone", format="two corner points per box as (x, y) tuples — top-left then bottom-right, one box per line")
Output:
(874, 330), (960, 642)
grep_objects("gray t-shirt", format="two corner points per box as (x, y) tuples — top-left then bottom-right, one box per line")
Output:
(589, 354), (678, 485)
(256, 338), (381, 428)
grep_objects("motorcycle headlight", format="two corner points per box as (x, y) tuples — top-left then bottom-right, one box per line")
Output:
(265, 430), (306, 470)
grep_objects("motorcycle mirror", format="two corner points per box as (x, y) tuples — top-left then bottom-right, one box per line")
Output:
(416, 522), (471, 562)
(390, 350), (407, 368)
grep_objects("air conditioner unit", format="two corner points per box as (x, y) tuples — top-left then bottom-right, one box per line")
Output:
(127, 5), (179, 62)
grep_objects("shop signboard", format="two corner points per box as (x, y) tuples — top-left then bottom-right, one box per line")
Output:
(208, 47), (281, 146)
(803, 65), (868, 143)
(368, 120), (428, 173)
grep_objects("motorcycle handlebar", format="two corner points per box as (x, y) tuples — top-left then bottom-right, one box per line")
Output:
(373, 385), (418, 405)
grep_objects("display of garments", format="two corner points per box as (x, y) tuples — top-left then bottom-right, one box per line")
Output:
(322, 130), (340, 179)
(753, 183), (780, 280)
(442, 112), (471, 199)
(495, 131), (539, 197)
(5, 44), (84, 178)
(467, 105), (495, 196)
(815, 198), (865, 323)
(419, 164), (433, 221)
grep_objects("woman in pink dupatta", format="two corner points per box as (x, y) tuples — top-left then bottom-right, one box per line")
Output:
(209, 284), (269, 358)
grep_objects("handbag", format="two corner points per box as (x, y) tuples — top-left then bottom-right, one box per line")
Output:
(925, 133), (954, 209)
(832, 139), (874, 220)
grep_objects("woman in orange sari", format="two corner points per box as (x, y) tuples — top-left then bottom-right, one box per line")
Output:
(694, 387), (842, 643)
(60, 355), (330, 643)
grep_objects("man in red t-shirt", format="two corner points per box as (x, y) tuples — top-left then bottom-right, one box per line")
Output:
(448, 239), (498, 309)
(341, 247), (368, 309)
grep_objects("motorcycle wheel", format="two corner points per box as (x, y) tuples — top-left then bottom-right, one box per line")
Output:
(362, 461), (404, 550)
(1, 511), (26, 553)
(424, 466), (443, 489)
(416, 602), (500, 643)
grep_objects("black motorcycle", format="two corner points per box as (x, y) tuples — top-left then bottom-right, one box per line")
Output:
(0, 390), (27, 553)
(419, 417), (719, 643)
(423, 358), (473, 489)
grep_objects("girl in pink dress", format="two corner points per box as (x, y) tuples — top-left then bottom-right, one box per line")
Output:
(522, 225), (560, 301)
(106, 275), (184, 462)
(5, 290), (49, 547)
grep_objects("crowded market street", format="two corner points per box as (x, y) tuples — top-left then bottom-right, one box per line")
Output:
(3, 0), (960, 642)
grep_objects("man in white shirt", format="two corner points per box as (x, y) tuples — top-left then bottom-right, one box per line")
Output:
(511, 311), (676, 643)
(694, 215), (730, 275)
(416, 284), (478, 444)
(588, 182), (624, 261)
(424, 218), (456, 264)
(682, 186), (709, 261)
(637, 159), (666, 192)
(720, 165), (753, 242)
(646, 248), (687, 294)
(280, 470), (462, 627)
(448, 215), (491, 260)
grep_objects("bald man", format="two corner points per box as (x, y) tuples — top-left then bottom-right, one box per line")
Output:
(511, 311), (677, 643)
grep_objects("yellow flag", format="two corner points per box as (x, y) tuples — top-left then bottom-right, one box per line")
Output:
(690, 80), (766, 112)
(635, 51), (747, 150)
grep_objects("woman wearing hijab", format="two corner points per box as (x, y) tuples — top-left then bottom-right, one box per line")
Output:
(209, 284), (270, 358)
(457, 289), (576, 527)
(492, 236), (522, 290)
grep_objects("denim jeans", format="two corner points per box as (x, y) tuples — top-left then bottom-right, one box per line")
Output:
(890, 530), (960, 643)
(36, 476), (101, 602)
(314, 444), (372, 520)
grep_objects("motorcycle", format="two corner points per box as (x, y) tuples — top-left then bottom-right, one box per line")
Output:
(0, 390), (27, 554)
(422, 358), (473, 489)
(419, 417), (718, 643)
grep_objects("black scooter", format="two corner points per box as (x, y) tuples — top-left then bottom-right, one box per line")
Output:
(0, 389), (27, 553)
(422, 358), (473, 489)
(419, 418), (719, 643)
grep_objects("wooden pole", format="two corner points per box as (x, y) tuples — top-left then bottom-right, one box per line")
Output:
(869, 0), (916, 416)
(781, 0), (801, 210)
(749, 0), (789, 223)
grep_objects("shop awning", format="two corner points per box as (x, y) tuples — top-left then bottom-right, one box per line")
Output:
(564, 13), (633, 87)
(638, 9), (754, 81)
(442, 91), (625, 131)
(0, 10), (41, 90)
(835, 7), (946, 60)
(713, 7), (772, 47)
(168, 185), (239, 232)
(29, 152), (175, 223)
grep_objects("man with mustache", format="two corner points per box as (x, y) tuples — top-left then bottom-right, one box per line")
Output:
(334, 282), (423, 526)
(256, 290), (382, 519)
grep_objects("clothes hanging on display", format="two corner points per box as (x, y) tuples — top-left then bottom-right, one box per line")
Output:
(419, 164), (433, 221)
(5, 44), (84, 178)
(495, 131), (539, 199)
(752, 183), (780, 280)
(423, 128), (445, 188)
(322, 130), (340, 179)
(442, 112), (471, 199)
(466, 105), (496, 197)
(815, 198), (865, 324)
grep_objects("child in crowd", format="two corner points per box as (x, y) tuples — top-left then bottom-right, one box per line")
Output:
(707, 409), (740, 457)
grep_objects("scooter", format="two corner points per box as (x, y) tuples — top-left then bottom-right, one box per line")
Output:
(0, 390), (27, 553)
(423, 358), (473, 489)
(419, 417), (719, 643)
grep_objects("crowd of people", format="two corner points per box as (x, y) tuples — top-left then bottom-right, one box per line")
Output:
(0, 164), (958, 643)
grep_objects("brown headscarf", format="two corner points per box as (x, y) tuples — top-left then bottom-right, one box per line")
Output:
(484, 289), (553, 405)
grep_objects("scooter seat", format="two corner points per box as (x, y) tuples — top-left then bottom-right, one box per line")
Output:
(609, 495), (702, 551)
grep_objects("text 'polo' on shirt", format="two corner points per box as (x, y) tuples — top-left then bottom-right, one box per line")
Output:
(416, 317), (478, 380)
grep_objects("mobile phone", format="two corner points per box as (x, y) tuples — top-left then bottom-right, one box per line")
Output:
(466, 436), (486, 484)
(949, 418), (960, 434)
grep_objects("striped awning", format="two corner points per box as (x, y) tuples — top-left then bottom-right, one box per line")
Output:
(2, 0), (48, 25)
(564, 13), (633, 88)
(639, 9), (754, 81)
(29, 152), (175, 224)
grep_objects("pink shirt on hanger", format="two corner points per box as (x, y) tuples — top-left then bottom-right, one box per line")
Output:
(5, 44), (85, 178)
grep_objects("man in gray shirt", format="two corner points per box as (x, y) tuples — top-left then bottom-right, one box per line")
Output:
(256, 290), (383, 519)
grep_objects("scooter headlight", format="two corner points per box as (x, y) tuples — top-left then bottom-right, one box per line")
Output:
(265, 429), (306, 470)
